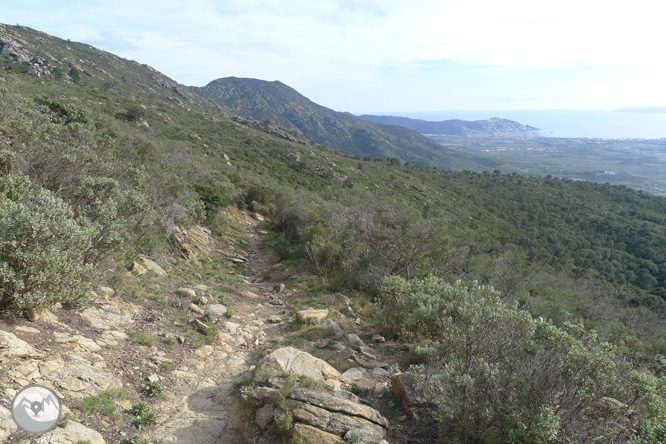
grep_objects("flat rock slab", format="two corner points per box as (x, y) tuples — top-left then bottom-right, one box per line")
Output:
(45, 353), (123, 400)
(0, 330), (37, 358)
(290, 387), (389, 428)
(35, 420), (105, 444)
(81, 305), (133, 330)
(293, 423), (346, 444)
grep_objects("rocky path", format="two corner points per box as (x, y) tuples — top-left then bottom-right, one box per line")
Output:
(151, 224), (292, 443)
(0, 220), (294, 443)
(1, 217), (396, 444)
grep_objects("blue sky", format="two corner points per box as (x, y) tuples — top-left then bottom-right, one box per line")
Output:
(1, 0), (663, 113)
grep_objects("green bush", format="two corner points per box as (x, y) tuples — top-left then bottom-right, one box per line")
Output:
(0, 175), (94, 314)
(378, 275), (664, 443)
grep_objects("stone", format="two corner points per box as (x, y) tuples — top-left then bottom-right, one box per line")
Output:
(195, 345), (214, 357)
(321, 319), (344, 338)
(205, 304), (228, 317)
(255, 347), (341, 384)
(0, 330), (37, 357)
(240, 289), (258, 298)
(255, 404), (275, 429)
(347, 333), (363, 346)
(269, 315), (282, 324)
(231, 257), (246, 264)
(341, 367), (369, 384)
(293, 423), (346, 444)
(176, 287), (197, 299)
(0, 406), (17, 441)
(296, 308), (329, 323)
(334, 294), (351, 305)
(35, 310), (59, 325)
(290, 399), (385, 437)
(189, 303), (205, 314)
(26, 308), (50, 322)
(98, 286), (115, 297)
(130, 261), (147, 275)
(372, 334), (386, 343)
(147, 374), (160, 383)
(332, 343), (346, 352)
(273, 283), (285, 293)
(15, 325), (40, 334)
(190, 319), (211, 333)
(35, 420), (105, 444)
(140, 255), (167, 276)
(81, 305), (132, 330)
(45, 353), (123, 399)
(346, 425), (387, 444)
(250, 386), (280, 404)
(289, 387), (388, 428)
(223, 321), (239, 333)
(372, 367), (389, 378)
(54, 332), (102, 351)
(177, 336), (186, 344)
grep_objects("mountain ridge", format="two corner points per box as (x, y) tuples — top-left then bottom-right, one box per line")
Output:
(190, 76), (492, 169)
(358, 114), (540, 137)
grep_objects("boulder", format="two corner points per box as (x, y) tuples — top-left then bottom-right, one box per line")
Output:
(205, 304), (228, 317)
(176, 288), (196, 299)
(321, 319), (344, 338)
(81, 305), (132, 330)
(139, 255), (167, 276)
(340, 367), (369, 384)
(130, 261), (147, 275)
(255, 347), (341, 384)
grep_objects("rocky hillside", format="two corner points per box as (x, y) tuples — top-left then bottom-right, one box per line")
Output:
(2, 22), (666, 444)
(358, 115), (540, 137)
(190, 77), (488, 169)
(1, 212), (401, 444)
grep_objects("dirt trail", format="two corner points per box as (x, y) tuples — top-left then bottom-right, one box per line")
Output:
(151, 224), (291, 444)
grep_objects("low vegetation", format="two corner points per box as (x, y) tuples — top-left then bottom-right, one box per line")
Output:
(2, 24), (666, 442)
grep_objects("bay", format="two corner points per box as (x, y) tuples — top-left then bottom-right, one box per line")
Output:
(385, 109), (666, 140)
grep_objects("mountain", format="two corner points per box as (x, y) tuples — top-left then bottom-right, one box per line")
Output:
(190, 77), (491, 169)
(358, 114), (540, 137)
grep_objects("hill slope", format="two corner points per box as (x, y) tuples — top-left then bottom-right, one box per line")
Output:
(2, 23), (666, 444)
(190, 77), (491, 169)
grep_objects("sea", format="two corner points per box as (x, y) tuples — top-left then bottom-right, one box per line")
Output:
(392, 109), (666, 140)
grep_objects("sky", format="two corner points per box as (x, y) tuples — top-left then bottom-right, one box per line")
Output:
(1, 0), (664, 113)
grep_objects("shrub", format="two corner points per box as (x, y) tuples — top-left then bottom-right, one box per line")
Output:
(378, 275), (662, 443)
(0, 175), (94, 314)
(129, 402), (157, 429)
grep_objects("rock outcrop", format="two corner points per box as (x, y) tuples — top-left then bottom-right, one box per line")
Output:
(251, 385), (389, 444)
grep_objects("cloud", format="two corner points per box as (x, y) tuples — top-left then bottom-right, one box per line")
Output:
(1, 0), (664, 109)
